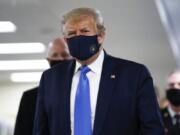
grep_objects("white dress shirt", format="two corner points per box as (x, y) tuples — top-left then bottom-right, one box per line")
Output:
(168, 106), (180, 125)
(70, 50), (104, 135)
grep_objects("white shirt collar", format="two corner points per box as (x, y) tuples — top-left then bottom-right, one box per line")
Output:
(168, 106), (180, 117)
(168, 106), (176, 118)
(74, 50), (104, 75)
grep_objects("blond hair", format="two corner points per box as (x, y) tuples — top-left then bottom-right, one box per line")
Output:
(61, 7), (105, 34)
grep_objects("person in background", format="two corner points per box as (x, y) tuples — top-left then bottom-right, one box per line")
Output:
(46, 37), (72, 67)
(161, 70), (180, 135)
(14, 37), (72, 135)
(33, 7), (164, 135)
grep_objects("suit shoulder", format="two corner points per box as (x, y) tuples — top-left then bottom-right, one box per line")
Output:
(161, 107), (171, 122)
(161, 107), (169, 115)
(22, 87), (38, 98)
(106, 55), (152, 80)
(18, 87), (38, 110)
(108, 55), (148, 71)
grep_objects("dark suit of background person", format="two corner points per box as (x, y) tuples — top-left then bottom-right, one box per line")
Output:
(14, 38), (72, 135)
(33, 7), (164, 135)
(161, 70), (180, 135)
(14, 87), (38, 135)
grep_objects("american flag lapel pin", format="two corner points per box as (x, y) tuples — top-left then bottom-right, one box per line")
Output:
(110, 74), (116, 79)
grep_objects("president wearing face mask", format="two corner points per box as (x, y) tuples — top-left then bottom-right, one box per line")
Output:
(161, 70), (180, 135)
(33, 7), (164, 135)
(14, 37), (71, 135)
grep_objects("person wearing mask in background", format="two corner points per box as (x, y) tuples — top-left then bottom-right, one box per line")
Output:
(33, 7), (164, 135)
(161, 70), (180, 135)
(14, 37), (72, 135)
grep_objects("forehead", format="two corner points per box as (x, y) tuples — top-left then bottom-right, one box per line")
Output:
(168, 72), (180, 83)
(64, 16), (96, 30)
(49, 43), (65, 53)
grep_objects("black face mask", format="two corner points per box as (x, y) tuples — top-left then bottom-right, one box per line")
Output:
(166, 88), (180, 106)
(49, 60), (65, 67)
(66, 35), (100, 61)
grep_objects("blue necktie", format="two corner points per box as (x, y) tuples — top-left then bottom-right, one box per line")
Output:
(74, 66), (92, 135)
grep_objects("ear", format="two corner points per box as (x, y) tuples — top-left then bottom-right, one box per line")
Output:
(97, 32), (105, 45)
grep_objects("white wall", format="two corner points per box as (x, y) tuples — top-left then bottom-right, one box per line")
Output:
(0, 83), (38, 133)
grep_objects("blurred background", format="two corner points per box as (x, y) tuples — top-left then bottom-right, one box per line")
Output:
(0, 0), (179, 134)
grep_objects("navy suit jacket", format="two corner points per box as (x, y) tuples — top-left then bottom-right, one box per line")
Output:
(33, 54), (164, 135)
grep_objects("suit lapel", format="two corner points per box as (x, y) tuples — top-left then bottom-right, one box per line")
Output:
(93, 54), (118, 135)
(164, 108), (173, 131)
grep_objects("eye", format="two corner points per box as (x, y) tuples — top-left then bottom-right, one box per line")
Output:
(52, 53), (59, 58)
(80, 29), (90, 34)
(169, 83), (175, 88)
(61, 52), (69, 58)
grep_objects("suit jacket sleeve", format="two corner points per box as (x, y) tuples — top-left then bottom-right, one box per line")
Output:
(137, 65), (164, 135)
(33, 72), (50, 135)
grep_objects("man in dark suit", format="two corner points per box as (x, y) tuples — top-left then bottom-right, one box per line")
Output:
(33, 7), (164, 135)
(161, 70), (180, 135)
(14, 38), (72, 135)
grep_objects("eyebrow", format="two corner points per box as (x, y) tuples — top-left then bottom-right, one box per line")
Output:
(66, 27), (90, 35)
(66, 31), (76, 35)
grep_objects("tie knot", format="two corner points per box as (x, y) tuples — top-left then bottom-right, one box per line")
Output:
(79, 65), (90, 74)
